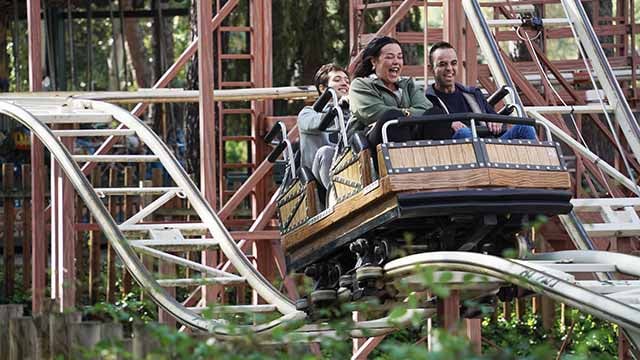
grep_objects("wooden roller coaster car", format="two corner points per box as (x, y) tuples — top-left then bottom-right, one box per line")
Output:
(274, 114), (571, 265)
(268, 92), (572, 309)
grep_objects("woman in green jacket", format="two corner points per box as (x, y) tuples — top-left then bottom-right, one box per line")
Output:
(348, 36), (433, 146)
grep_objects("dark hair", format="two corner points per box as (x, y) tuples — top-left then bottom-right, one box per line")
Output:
(352, 36), (402, 79)
(313, 63), (349, 95)
(428, 41), (455, 65)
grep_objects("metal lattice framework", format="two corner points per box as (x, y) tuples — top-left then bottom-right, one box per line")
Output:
(6, 0), (640, 358)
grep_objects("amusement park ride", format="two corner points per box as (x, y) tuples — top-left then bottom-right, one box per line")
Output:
(1, 0), (640, 358)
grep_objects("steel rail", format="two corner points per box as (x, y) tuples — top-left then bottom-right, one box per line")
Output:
(0, 99), (303, 334)
(83, 99), (297, 314)
(385, 252), (640, 340)
(0, 85), (317, 104)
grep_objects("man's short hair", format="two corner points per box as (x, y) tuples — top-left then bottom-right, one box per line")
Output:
(428, 41), (455, 66)
(313, 63), (349, 95)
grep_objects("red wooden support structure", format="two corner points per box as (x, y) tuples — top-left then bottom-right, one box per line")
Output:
(197, 0), (218, 306)
(3, 163), (15, 299)
(27, 0), (46, 315)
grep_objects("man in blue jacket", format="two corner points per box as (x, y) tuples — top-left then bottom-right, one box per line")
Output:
(425, 41), (536, 140)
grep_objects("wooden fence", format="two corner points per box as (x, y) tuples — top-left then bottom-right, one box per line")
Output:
(0, 162), (207, 309)
(0, 163), (33, 301)
(0, 303), (198, 360)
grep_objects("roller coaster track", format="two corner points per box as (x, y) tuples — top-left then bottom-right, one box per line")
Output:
(0, 3), (638, 353)
(384, 251), (640, 351)
(0, 97), (639, 353)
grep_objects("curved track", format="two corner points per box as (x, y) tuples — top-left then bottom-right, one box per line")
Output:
(0, 98), (301, 334)
(2, 97), (640, 347)
(385, 251), (640, 346)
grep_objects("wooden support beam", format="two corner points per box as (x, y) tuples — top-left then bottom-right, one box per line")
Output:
(77, 0), (241, 179)
(21, 165), (31, 291)
(197, 0), (218, 305)
(27, 0), (46, 316)
(3, 164), (15, 299)
(438, 290), (460, 333)
(464, 318), (482, 355)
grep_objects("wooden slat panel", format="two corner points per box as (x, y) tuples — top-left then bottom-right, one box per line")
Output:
(488, 169), (571, 189)
(546, 147), (560, 166)
(388, 148), (406, 168)
(448, 144), (464, 164)
(388, 169), (491, 191)
(436, 145), (452, 166)
(288, 196), (399, 264)
(516, 145), (530, 164)
(485, 144), (562, 167)
(377, 148), (388, 177)
(460, 144), (476, 163)
(505, 145), (518, 164)
(284, 178), (392, 249)
(413, 146), (428, 167)
(390, 144), (478, 168)
(486, 143), (498, 163)
(537, 147), (552, 166)
(359, 150), (373, 185)
(305, 183), (318, 218)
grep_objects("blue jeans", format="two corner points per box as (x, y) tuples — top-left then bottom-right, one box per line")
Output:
(453, 125), (537, 140)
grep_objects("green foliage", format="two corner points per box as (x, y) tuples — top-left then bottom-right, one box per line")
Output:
(483, 303), (617, 359)
(84, 292), (157, 325)
(74, 264), (621, 359)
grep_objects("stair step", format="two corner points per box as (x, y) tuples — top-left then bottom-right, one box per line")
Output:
(156, 277), (245, 287)
(524, 261), (617, 273)
(93, 187), (181, 196)
(33, 111), (112, 124)
(119, 223), (208, 232)
(72, 155), (159, 163)
(575, 280), (640, 294)
(52, 129), (136, 137)
(131, 245), (239, 278)
(128, 239), (219, 251)
(486, 18), (570, 27)
(188, 304), (277, 314)
(581, 223), (640, 237)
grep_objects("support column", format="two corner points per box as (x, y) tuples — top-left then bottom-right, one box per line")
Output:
(51, 135), (76, 311)
(251, 0), (275, 302)
(197, 0), (218, 304)
(27, 0), (46, 315)
(438, 290), (460, 332)
(444, 0), (469, 82)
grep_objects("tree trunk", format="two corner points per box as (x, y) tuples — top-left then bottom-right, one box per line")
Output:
(300, 0), (327, 84)
(185, 0), (200, 177)
(122, 0), (151, 88)
(0, 9), (9, 92)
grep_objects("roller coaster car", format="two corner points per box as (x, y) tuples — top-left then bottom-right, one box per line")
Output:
(266, 88), (572, 306)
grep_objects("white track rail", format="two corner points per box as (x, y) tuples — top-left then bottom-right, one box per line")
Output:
(0, 99), (301, 334)
(4, 97), (640, 347)
(385, 251), (640, 347)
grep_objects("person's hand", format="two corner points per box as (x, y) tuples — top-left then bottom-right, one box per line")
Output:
(488, 122), (502, 135)
(451, 121), (466, 132)
(338, 95), (350, 109)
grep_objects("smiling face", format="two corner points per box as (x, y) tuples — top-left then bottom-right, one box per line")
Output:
(430, 47), (458, 93)
(326, 70), (350, 97)
(371, 43), (403, 89)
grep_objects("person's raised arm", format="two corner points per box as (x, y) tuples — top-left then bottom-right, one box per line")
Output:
(297, 106), (327, 133)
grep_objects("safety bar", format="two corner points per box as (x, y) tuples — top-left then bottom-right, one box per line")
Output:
(264, 121), (287, 145)
(312, 88), (333, 112)
(487, 85), (510, 107)
(313, 88), (349, 148)
(380, 112), (552, 143)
